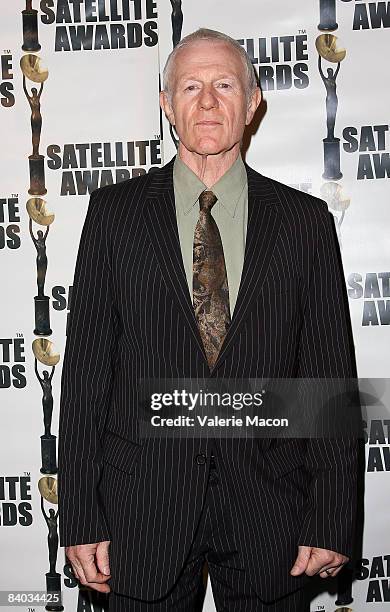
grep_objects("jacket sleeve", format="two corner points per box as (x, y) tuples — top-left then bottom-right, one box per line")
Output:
(58, 188), (118, 547)
(296, 201), (361, 558)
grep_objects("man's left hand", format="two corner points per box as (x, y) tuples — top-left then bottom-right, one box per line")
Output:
(290, 546), (348, 578)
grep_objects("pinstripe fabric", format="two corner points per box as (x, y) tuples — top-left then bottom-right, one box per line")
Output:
(58, 156), (359, 603)
(108, 457), (308, 611)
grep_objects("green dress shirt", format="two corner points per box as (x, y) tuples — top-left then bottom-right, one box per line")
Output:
(173, 154), (248, 317)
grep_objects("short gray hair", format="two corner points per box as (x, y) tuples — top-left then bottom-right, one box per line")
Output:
(162, 28), (258, 101)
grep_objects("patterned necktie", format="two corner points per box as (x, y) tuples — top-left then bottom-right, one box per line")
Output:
(193, 190), (231, 369)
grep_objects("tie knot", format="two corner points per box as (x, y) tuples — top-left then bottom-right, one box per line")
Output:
(199, 190), (218, 212)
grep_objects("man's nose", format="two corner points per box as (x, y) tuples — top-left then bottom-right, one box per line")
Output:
(198, 86), (218, 110)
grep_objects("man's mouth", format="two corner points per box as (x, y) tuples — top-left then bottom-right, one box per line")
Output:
(196, 121), (222, 126)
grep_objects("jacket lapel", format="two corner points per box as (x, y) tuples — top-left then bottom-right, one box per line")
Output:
(144, 158), (282, 374)
(144, 159), (210, 366)
(211, 166), (282, 371)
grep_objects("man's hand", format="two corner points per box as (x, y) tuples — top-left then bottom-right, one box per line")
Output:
(290, 546), (348, 579)
(65, 541), (111, 592)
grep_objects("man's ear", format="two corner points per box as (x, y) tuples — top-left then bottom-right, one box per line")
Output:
(159, 90), (175, 126)
(245, 86), (262, 126)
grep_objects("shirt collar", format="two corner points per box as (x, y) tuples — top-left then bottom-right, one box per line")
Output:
(173, 153), (247, 217)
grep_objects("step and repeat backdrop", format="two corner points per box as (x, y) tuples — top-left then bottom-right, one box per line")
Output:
(0, 1), (389, 611)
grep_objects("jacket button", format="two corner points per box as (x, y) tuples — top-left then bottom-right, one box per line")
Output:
(195, 453), (207, 465)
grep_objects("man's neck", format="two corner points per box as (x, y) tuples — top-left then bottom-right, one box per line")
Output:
(178, 143), (241, 187)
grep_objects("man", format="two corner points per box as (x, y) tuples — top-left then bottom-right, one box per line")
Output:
(58, 29), (359, 611)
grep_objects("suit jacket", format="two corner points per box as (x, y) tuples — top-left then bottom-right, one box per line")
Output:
(58, 156), (359, 603)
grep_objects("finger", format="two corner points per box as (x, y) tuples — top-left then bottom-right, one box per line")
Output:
(290, 546), (312, 576)
(315, 555), (347, 575)
(82, 581), (111, 594)
(66, 549), (97, 587)
(77, 550), (110, 584)
(306, 551), (336, 576)
(319, 569), (335, 578)
(330, 563), (346, 577)
(96, 541), (111, 576)
(73, 561), (88, 586)
(318, 567), (335, 578)
(318, 563), (345, 579)
(72, 554), (97, 586)
(70, 563), (81, 583)
(74, 562), (111, 593)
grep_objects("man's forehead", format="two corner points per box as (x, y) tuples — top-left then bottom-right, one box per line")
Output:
(173, 40), (243, 76)
(175, 40), (241, 64)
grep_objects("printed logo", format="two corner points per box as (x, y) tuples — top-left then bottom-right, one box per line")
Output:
(40, 0), (158, 51)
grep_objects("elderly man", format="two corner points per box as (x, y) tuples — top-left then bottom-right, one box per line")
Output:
(58, 28), (359, 611)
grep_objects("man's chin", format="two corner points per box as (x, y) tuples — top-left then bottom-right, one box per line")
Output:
(188, 143), (228, 156)
(178, 137), (238, 158)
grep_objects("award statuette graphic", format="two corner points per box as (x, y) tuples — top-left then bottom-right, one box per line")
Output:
(38, 478), (64, 612)
(320, 182), (350, 236)
(316, 34), (346, 181)
(318, 0), (338, 31)
(335, 563), (354, 606)
(22, 0), (41, 52)
(20, 54), (49, 196)
(27, 198), (54, 335)
(170, 0), (183, 48)
(33, 338), (60, 474)
(168, 0), (183, 150)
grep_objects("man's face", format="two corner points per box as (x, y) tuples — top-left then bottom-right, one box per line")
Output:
(160, 40), (261, 156)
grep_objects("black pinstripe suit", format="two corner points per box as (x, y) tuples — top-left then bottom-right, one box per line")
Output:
(58, 156), (359, 603)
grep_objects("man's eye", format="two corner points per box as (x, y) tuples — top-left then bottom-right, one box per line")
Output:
(185, 85), (197, 91)
(218, 83), (231, 89)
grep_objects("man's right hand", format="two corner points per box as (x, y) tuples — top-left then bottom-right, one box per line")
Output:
(65, 541), (111, 593)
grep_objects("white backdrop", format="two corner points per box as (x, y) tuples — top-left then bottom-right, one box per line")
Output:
(0, 1), (389, 611)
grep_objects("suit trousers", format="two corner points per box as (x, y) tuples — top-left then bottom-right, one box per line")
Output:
(108, 449), (308, 612)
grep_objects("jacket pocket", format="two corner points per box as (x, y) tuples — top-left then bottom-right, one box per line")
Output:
(263, 439), (307, 479)
(102, 430), (143, 474)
